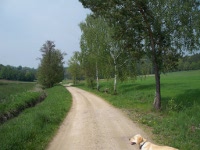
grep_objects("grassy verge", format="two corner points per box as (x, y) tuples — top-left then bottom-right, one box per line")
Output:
(0, 85), (72, 150)
(0, 91), (46, 124)
(77, 70), (200, 150)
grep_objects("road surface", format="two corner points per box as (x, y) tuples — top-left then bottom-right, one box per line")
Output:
(47, 86), (151, 150)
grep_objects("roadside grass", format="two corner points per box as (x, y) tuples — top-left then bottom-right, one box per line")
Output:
(0, 91), (46, 123)
(77, 70), (200, 150)
(0, 81), (46, 123)
(0, 80), (36, 100)
(0, 85), (72, 150)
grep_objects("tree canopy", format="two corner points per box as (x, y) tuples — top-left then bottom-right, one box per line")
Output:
(67, 51), (82, 85)
(37, 41), (66, 88)
(79, 0), (200, 110)
(78, 14), (137, 92)
(0, 64), (36, 82)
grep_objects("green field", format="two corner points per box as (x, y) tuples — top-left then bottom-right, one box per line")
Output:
(0, 70), (199, 149)
(0, 80), (36, 100)
(0, 81), (45, 123)
(0, 82), (72, 150)
(78, 70), (200, 150)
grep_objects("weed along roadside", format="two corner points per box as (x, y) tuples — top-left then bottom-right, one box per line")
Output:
(77, 70), (200, 150)
(0, 85), (72, 150)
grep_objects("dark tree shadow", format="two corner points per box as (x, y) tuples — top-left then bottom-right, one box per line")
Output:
(162, 89), (200, 111)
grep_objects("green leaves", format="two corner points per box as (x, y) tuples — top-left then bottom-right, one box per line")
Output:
(79, 0), (200, 109)
(37, 41), (66, 88)
(80, 0), (200, 72)
(68, 51), (82, 85)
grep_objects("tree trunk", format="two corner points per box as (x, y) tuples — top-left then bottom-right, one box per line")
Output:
(96, 61), (99, 90)
(139, 5), (162, 110)
(114, 60), (117, 94)
(153, 64), (161, 110)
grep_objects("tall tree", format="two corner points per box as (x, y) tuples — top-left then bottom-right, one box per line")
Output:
(79, 0), (200, 110)
(79, 15), (109, 90)
(79, 34), (97, 88)
(68, 51), (82, 85)
(79, 15), (135, 93)
(37, 41), (66, 88)
(107, 33), (136, 94)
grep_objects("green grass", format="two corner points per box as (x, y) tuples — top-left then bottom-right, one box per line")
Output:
(0, 80), (45, 123)
(0, 85), (72, 150)
(0, 91), (46, 121)
(77, 70), (200, 150)
(0, 80), (36, 100)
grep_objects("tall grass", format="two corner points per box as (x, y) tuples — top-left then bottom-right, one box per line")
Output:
(154, 105), (200, 149)
(0, 85), (72, 150)
(0, 80), (36, 100)
(0, 91), (46, 124)
(0, 92), (43, 114)
(78, 70), (200, 150)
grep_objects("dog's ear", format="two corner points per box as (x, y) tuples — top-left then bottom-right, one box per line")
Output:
(137, 135), (144, 144)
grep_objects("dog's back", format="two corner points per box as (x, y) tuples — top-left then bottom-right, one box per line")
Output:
(141, 142), (178, 150)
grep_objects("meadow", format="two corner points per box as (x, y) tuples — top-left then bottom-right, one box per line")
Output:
(78, 70), (200, 150)
(0, 81), (45, 123)
(0, 80), (36, 100)
(0, 82), (72, 150)
(0, 70), (199, 149)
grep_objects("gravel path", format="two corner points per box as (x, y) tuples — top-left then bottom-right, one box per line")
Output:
(47, 86), (150, 150)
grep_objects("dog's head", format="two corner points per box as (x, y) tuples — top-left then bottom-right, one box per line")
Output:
(129, 134), (146, 145)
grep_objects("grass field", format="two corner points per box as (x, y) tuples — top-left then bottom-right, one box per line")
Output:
(77, 70), (200, 150)
(0, 80), (36, 100)
(0, 71), (199, 149)
(0, 84), (72, 150)
(0, 80), (46, 123)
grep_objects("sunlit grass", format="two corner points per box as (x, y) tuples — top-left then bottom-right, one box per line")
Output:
(0, 85), (72, 150)
(78, 70), (200, 150)
(0, 91), (44, 116)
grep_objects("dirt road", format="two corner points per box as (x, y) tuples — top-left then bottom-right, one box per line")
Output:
(47, 87), (151, 150)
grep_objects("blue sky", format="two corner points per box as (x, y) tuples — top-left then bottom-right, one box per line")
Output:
(0, 0), (90, 68)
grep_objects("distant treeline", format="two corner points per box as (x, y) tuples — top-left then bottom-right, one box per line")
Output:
(177, 53), (200, 71)
(0, 65), (37, 82)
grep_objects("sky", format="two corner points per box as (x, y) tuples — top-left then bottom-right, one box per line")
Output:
(0, 0), (90, 68)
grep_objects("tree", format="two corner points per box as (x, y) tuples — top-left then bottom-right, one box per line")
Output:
(79, 0), (200, 110)
(79, 34), (97, 88)
(79, 15), (136, 93)
(37, 41), (66, 88)
(0, 65), (36, 81)
(68, 51), (82, 85)
(177, 53), (200, 71)
(107, 34), (136, 94)
(79, 15), (109, 90)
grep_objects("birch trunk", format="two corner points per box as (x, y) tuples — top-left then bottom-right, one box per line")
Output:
(113, 59), (117, 94)
(96, 61), (99, 90)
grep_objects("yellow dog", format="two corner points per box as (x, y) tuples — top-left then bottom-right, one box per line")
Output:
(129, 134), (178, 150)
